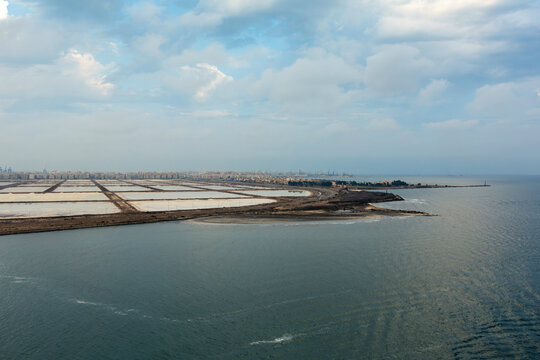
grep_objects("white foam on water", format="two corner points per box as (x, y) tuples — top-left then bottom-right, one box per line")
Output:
(71, 298), (183, 323)
(250, 333), (303, 345)
(0, 275), (32, 284)
(73, 299), (102, 306)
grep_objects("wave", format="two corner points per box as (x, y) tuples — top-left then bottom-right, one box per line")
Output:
(250, 326), (333, 346)
(73, 299), (101, 306)
(250, 333), (302, 345)
(71, 298), (183, 323)
(0, 275), (33, 284)
(407, 198), (427, 204)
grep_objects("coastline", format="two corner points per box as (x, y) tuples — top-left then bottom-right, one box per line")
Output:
(0, 188), (431, 236)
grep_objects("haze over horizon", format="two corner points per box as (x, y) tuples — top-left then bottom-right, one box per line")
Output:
(1, 0), (539, 174)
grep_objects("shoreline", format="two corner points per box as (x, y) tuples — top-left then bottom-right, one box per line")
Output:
(0, 188), (431, 236)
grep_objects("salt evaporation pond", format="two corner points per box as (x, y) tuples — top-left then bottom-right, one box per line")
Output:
(234, 189), (311, 197)
(18, 182), (58, 186)
(152, 185), (195, 191)
(0, 202), (120, 218)
(231, 185), (270, 189)
(198, 185), (242, 190)
(53, 186), (100, 192)
(0, 193), (109, 202)
(0, 186), (51, 193)
(129, 198), (275, 211)
(103, 186), (151, 192)
(118, 191), (248, 201)
(127, 181), (161, 186)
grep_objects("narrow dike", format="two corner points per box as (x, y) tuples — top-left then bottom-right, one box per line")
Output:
(43, 180), (66, 193)
(91, 180), (139, 213)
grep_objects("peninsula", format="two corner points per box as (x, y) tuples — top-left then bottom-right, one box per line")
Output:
(0, 171), (489, 235)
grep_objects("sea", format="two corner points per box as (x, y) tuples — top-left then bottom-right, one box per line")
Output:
(0, 175), (538, 359)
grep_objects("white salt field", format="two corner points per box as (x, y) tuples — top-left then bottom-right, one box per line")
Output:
(197, 185), (242, 190)
(234, 190), (311, 197)
(103, 185), (151, 192)
(127, 181), (159, 186)
(129, 198), (276, 212)
(152, 185), (195, 191)
(63, 181), (94, 185)
(118, 191), (247, 201)
(177, 182), (208, 186)
(0, 202), (120, 219)
(129, 180), (160, 184)
(0, 179), (313, 220)
(18, 183), (55, 187)
(0, 192), (109, 202)
(0, 186), (51, 193)
(53, 186), (100, 192)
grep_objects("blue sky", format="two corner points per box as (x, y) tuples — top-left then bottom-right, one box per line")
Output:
(0, 0), (539, 174)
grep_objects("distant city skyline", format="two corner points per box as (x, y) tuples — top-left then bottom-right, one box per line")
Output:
(1, 1), (539, 174)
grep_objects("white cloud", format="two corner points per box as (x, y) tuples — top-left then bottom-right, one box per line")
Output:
(60, 49), (114, 95)
(253, 49), (362, 112)
(385, 0), (509, 19)
(0, 17), (69, 63)
(166, 44), (231, 67)
(125, 2), (164, 25)
(0, 49), (114, 100)
(163, 63), (233, 100)
(423, 119), (478, 130)
(107, 41), (119, 55)
(417, 79), (450, 105)
(374, 0), (537, 66)
(0, 0), (8, 20)
(377, 0), (522, 39)
(470, 77), (540, 117)
(132, 33), (165, 58)
(364, 45), (434, 95)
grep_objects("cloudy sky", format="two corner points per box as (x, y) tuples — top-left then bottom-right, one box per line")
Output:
(1, 0), (539, 174)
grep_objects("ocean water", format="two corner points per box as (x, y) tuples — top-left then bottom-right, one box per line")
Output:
(0, 176), (538, 359)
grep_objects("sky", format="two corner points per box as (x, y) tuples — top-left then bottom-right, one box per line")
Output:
(0, 0), (539, 174)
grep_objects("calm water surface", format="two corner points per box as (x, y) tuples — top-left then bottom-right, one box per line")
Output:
(0, 176), (539, 359)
